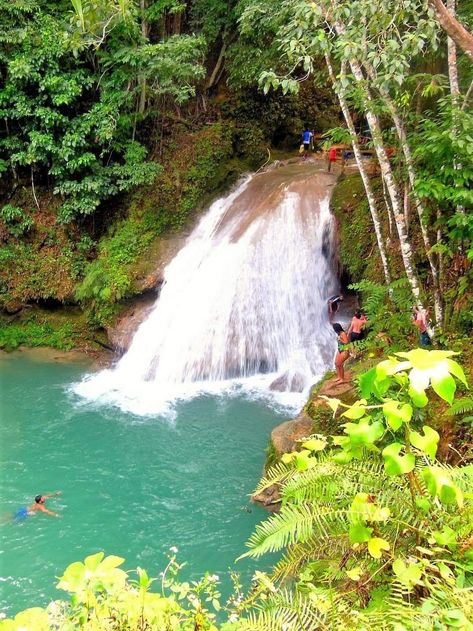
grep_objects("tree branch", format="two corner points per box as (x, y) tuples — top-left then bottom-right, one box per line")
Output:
(428, 0), (473, 61)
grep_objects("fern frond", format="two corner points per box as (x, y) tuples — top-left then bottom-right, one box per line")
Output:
(240, 503), (348, 559)
(272, 535), (348, 582)
(447, 397), (473, 416)
(253, 460), (293, 494)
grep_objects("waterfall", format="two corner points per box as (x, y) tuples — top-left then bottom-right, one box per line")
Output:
(75, 163), (339, 415)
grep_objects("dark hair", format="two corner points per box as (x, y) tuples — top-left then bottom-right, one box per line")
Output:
(354, 310), (363, 319)
(332, 323), (344, 334)
(35, 495), (42, 503)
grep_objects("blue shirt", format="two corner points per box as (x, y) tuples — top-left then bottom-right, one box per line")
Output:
(302, 131), (312, 144)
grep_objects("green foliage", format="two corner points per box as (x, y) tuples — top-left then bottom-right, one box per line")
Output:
(0, 319), (80, 351)
(235, 349), (473, 629)
(0, 205), (33, 237)
(76, 123), (234, 326)
(0, 0), (205, 222)
(0, 550), (223, 630)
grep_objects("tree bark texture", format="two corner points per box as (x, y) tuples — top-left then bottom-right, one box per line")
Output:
(428, 0), (473, 61)
(325, 56), (392, 287)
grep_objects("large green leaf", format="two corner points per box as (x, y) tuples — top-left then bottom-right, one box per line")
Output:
(367, 537), (390, 559)
(349, 523), (373, 544)
(383, 400), (413, 431)
(431, 371), (456, 405)
(410, 425), (439, 459)
(382, 443), (415, 476)
(342, 400), (368, 420)
(408, 386), (429, 408)
(392, 559), (422, 589)
(343, 418), (384, 446)
(422, 466), (464, 507)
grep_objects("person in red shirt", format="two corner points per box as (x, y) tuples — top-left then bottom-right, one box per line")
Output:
(327, 146), (337, 172)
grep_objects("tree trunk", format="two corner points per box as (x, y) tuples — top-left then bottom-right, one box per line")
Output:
(138, 0), (148, 115)
(447, 0), (465, 222)
(364, 67), (443, 324)
(326, 56), (392, 287)
(206, 39), (228, 90)
(347, 57), (425, 307)
(428, 0), (473, 61)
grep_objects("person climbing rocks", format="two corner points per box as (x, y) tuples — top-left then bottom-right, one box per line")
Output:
(14, 491), (62, 520)
(327, 294), (343, 319)
(327, 146), (337, 172)
(301, 128), (313, 160)
(412, 306), (431, 347)
(333, 323), (350, 383)
(348, 310), (368, 343)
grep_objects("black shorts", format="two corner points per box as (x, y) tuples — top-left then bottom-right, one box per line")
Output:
(349, 331), (362, 343)
(303, 143), (310, 151)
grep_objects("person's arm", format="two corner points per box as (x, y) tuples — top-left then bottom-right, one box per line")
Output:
(37, 504), (60, 517)
(43, 491), (61, 500)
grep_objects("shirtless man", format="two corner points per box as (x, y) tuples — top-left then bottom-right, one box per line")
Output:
(348, 310), (368, 342)
(15, 492), (62, 520)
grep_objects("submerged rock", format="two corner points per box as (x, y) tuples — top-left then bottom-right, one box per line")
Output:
(269, 371), (306, 392)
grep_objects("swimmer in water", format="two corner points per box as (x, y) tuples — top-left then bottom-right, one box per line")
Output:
(14, 491), (62, 520)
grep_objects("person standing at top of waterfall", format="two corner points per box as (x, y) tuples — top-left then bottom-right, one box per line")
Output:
(327, 146), (337, 172)
(301, 128), (313, 160)
(332, 323), (350, 383)
(328, 294), (343, 320)
(348, 310), (368, 343)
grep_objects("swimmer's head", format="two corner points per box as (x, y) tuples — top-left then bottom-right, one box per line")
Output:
(35, 495), (44, 504)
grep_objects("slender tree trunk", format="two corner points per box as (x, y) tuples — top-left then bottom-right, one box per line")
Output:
(381, 175), (394, 239)
(31, 166), (40, 211)
(206, 40), (228, 90)
(323, 14), (426, 307)
(428, 0), (473, 61)
(447, 0), (460, 104)
(447, 0), (465, 222)
(364, 67), (443, 323)
(138, 0), (148, 115)
(347, 57), (425, 306)
(326, 55), (392, 287)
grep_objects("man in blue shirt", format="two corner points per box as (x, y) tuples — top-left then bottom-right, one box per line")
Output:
(301, 128), (313, 160)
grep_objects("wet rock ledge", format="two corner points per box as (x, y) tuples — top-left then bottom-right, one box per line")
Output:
(252, 373), (356, 511)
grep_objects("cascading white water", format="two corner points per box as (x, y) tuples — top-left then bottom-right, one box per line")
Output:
(76, 163), (339, 415)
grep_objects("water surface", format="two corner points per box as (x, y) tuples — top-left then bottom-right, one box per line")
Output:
(0, 352), (286, 615)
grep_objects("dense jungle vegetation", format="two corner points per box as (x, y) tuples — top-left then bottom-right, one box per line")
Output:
(1, 0), (473, 629)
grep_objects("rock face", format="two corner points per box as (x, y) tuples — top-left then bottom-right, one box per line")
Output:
(107, 291), (159, 354)
(252, 371), (356, 510)
(106, 233), (189, 353)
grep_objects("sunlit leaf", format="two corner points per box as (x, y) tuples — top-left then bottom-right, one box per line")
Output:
(383, 400), (413, 431)
(382, 443), (415, 475)
(422, 466), (464, 507)
(346, 566), (362, 581)
(393, 559), (422, 589)
(368, 537), (390, 559)
(410, 425), (439, 459)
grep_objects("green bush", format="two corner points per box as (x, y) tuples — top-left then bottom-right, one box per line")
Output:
(0, 205), (34, 238)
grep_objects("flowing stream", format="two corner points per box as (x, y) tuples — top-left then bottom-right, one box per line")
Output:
(76, 163), (339, 415)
